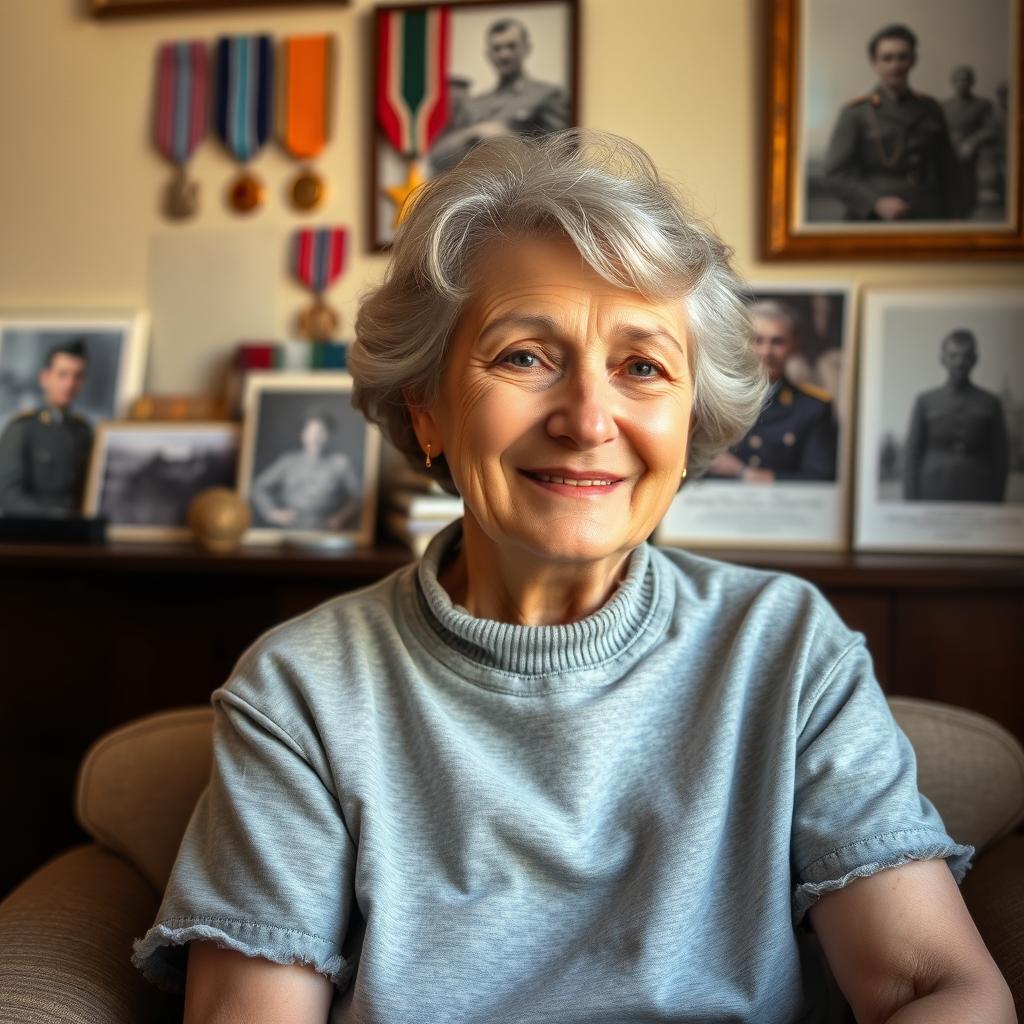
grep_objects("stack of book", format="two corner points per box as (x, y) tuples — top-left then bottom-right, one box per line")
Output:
(384, 473), (463, 556)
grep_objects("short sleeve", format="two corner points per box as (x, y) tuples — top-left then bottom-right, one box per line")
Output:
(130, 686), (357, 993)
(791, 639), (975, 927)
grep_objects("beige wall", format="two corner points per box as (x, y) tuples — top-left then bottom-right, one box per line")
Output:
(0, 0), (1020, 395)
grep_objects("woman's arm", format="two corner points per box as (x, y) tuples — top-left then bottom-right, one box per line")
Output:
(184, 940), (334, 1023)
(808, 858), (1015, 1023)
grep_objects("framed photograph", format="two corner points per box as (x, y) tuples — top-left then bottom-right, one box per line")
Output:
(83, 422), (240, 541)
(855, 287), (1024, 554)
(0, 310), (149, 435)
(238, 372), (380, 547)
(657, 284), (855, 550)
(91, 0), (348, 16)
(765, 0), (1023, 259)
(371, 0), (579, 249)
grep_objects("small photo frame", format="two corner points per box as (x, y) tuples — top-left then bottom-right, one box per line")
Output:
(84, 422), (240, 542)
(0, 310), (149, 434)
(657, 284), (854, 550)
(855, 287), (1024, 554)
(238, 372), (380, 547)
(765, 0), (1023, 259)
(372, 0), (580, 249)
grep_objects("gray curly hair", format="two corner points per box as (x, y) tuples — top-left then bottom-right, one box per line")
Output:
(349, 129), (766, 494)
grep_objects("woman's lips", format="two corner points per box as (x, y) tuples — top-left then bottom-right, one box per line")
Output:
(518, 469), (623, 496)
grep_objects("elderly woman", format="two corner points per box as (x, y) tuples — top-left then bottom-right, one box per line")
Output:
(132, 132), (1013, 1023)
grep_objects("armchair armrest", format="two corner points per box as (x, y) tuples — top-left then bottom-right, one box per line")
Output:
(0, 843), (182, 1024)
(960, 832), (1024, 1019)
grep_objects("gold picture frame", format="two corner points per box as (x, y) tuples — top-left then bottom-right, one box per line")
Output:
(765, 0), (1023, 260)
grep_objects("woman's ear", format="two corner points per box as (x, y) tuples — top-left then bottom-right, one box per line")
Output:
(403, 388), (443, 459)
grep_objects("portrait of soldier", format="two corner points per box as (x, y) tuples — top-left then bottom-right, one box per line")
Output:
(903, 328), (1009, 502)
(0, 338), (93, 515)
(429, 17), (570, 173)
(250, 408), (362, 531)
(707, 301), (837, 483)
(942, 66), (995, 217)
(822, 23), (969, 221)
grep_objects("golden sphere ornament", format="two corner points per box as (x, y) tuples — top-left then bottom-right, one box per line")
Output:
(187, 487), (251, 553)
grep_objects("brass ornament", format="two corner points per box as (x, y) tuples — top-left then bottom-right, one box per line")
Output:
(187, 487), (251, 553)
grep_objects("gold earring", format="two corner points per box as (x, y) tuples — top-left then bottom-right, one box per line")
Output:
(425, 442), (432, 469)
(681, 467), (688, 481)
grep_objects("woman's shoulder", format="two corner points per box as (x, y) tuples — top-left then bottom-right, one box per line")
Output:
(650, 542), (854, 645)
(216, 562), (417, 719)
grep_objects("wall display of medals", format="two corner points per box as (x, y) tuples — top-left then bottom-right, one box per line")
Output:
(151, 32), (336, 219)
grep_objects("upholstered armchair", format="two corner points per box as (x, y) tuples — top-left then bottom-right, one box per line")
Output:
(1, 698), (1022, 1023)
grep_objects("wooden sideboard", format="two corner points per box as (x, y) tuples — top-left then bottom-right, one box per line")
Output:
(2, 539), (1021, 899)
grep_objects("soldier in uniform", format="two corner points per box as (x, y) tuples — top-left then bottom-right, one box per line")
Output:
(822, 23), (969, 221)
(0, 338), (93, 515)
(251, 410), (362, 531)
(707, 301), (837, 483)
(942, 66), (995, 216)
(903, 329), (1009, 503)
(429, 18), (569, 173)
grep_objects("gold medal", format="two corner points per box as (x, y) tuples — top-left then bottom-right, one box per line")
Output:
(298, 297), (341, 341)
(228, 171), (265, 213)
(164, 167), (199, 220)
(290, 167), (326, 211)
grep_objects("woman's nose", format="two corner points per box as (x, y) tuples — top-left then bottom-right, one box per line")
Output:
(545, 370), (619, 449)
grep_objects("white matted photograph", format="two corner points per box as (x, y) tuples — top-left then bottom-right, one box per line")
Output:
(372, 0), (578, 248)
(83, 422), (240, 541)
(238, 372), (380, 547)
(0, 310), (149, 432)
(855, 287), (1024, 553)
(657, 284), (854, 550)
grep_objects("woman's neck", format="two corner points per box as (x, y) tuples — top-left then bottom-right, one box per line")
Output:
(438, 514), (632, 626)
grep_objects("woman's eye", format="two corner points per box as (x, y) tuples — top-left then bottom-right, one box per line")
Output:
(627, 360), (660, 378)
(502, 351), (538, 368)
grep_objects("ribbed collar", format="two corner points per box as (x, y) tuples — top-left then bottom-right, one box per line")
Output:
(411, 519), (662, 689)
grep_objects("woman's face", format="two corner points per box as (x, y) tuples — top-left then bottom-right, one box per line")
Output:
(412, 236), (694, 564)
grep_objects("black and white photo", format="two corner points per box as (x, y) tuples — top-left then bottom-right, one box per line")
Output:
(238, 373), (380, 546)
(372, 0), (578, 248)
(856, 287), (1024, 553)
(83, 422), (239, 541)
(765, 0), (1022, 258)
(657, 284), (854, 549)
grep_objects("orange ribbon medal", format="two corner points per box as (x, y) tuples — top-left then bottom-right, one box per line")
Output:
(281, 35), (333, 211)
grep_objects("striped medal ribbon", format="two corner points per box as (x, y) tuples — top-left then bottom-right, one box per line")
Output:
(293, 227), (347, 341)
(215, 34), (274, 213)
(281, 35), (334, 211)
(376, 6), (450, 227)
(153, 41), (209, 220)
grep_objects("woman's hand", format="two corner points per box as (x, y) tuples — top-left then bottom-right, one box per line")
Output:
(808, 858), (1015, 1023)
(267, 507), (298, 527)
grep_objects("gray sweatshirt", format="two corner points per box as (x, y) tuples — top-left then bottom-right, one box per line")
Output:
(132, 518), (973, 1023)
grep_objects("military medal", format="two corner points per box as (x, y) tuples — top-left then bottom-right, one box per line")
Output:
(154, 41), (209, 221)
(376, 6), (451, 228)
(215, 34), (274, 214)
(281, 35), (333, 212)
(293, 227), (347, 341)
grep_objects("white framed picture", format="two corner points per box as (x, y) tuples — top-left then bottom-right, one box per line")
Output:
(657, 282), (855, 550)
(83, 421), (240, 542)
(238, 372), (381, 547)
(855, 286), (1024, 553)
(0, 310), (149, 433)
